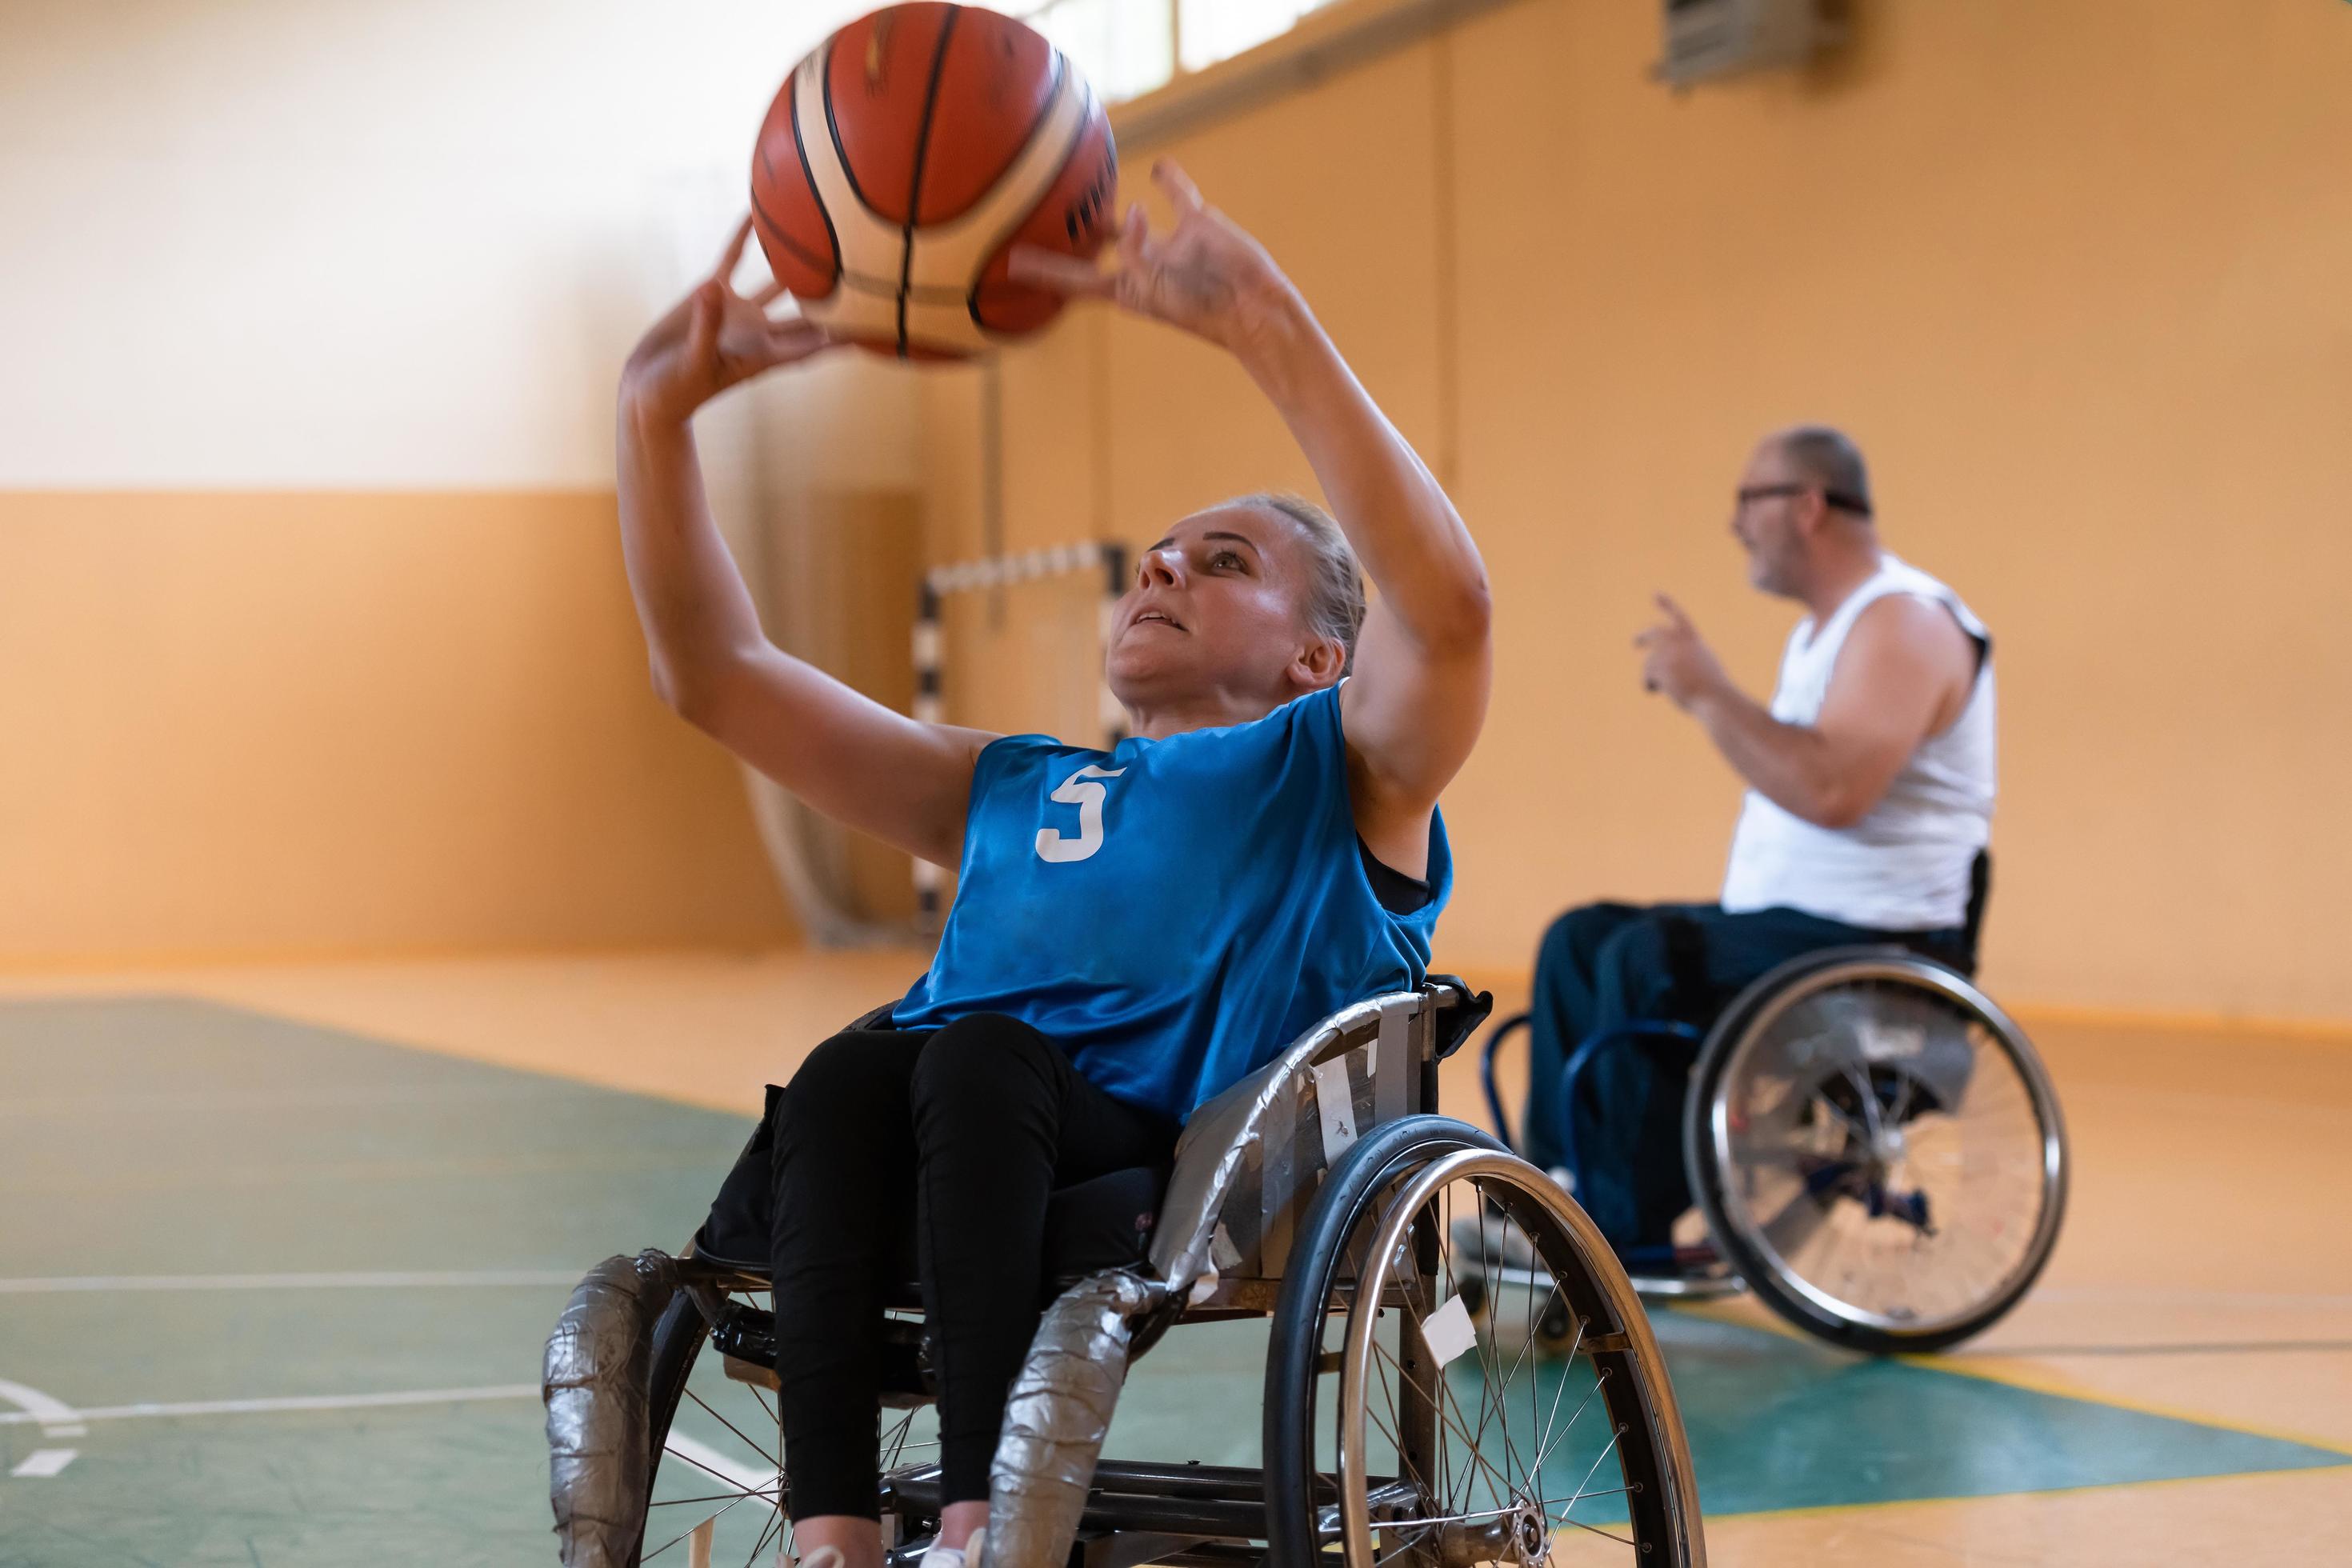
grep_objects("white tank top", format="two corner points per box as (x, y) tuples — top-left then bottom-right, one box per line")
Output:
(1720, 554), (1996, 931)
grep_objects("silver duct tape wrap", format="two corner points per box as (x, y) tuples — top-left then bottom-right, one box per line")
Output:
(545, 1250), (681, 1566)
(1147, 990), (1434, 1294)
(988, 1268), (1161, 1568)
(1374, 998), (1410, 1126)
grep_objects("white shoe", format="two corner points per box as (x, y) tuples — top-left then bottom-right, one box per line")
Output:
(922, 1529), (986, 1568)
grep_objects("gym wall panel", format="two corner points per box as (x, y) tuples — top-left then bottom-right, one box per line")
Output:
(892, 0), (2352, 1022)
(0, 0), (870, 490)
(0, 0), (879, 961)
(0, 491), (793, 964)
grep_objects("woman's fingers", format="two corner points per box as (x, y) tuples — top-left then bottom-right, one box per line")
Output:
(1152, 158), (1206, 214)
(752, 279), (788, 309)
(1007, 243), (1114, 297)
(683, 280), (721, 369)
(1117, 203), (1157, 276)
(711, 215), (758, 291)
(762, 318), (834, 365)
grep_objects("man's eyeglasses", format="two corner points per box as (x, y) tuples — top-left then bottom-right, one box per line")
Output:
(1735, 483), (1873, 518)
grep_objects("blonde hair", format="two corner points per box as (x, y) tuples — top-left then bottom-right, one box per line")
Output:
(1231, 490), (1366, 674)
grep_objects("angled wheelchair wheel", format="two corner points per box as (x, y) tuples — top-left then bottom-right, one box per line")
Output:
(1685, 952), (2068, 1355)
(634, 1263), (940, 1565)
(1266, 1116), (1706, 1568)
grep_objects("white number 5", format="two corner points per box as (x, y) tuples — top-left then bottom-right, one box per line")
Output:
(1034, 765), (1126, 864)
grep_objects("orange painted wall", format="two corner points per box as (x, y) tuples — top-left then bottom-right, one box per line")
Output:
(910, 0), (2352, 1021)
(0, 491), (792, 965)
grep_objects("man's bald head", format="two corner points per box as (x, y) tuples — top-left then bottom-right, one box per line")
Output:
(1733, 426), (1881, 602)
(1770, 426), (1874, 520)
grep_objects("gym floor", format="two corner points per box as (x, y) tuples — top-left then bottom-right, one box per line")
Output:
(3, 951), (2346, 1566)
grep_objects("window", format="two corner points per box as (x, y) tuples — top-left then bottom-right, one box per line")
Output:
(1019, 0), (1342, 104)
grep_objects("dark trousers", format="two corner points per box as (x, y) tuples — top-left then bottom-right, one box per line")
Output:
(750, 1014), (1177, 1519)
(1524, 902), (1964, 1254)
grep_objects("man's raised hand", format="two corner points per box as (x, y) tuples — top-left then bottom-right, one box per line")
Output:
(1636, 593), (1730, 711)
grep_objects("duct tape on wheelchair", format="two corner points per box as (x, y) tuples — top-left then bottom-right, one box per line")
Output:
(1310, 1053), (1358, 1161)
(1419, 1291), (1478, 1368)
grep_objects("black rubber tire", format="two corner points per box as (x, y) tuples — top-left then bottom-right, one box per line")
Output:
(635, 1288), (718, 1565)
(1685, 954), (2069, 1356)
(1262, 1114), (1702, 1567)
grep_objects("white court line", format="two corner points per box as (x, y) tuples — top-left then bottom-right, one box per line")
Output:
(663, 1432), (780, 1500)
(0, 1270), (580, 1294)
(0, 1383), (539, 1426)
(10, 1449), (78, 1478)
(0, 1376), (84, 1439)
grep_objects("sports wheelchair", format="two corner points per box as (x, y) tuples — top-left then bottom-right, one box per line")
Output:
(1477, 858), (2068, 1355)
(546, 981), (1706, 1568)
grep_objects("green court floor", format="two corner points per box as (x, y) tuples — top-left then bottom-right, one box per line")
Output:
(2, 997), (2342, 1566)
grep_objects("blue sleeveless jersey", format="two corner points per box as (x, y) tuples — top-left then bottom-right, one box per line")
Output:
(891, 684), (1450, 1121)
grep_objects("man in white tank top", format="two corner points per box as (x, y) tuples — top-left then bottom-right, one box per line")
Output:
(1523, 426), (1996, 1272)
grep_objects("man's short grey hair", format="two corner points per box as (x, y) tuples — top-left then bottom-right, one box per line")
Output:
(1775, 426), (1874, 519)
(1232, 490), (1366, 674)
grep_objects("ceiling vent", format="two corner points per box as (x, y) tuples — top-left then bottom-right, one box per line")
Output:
(1660, 0), (1844, 87)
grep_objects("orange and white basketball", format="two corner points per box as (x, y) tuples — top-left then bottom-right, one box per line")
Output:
(750, 3), (1119, 360)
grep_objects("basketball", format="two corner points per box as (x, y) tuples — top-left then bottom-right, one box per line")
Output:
(750, 2), (1118, 360)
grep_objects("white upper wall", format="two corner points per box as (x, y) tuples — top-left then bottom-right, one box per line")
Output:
(0, 0), (885, 489)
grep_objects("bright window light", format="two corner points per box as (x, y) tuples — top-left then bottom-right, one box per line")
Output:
(1023, 0), (1176, 105)
(1019, 0), (1342, 102)
(1176, 0), (1310, 72)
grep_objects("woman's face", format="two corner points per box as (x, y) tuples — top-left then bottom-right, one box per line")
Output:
(1105, 502), (1341, 720)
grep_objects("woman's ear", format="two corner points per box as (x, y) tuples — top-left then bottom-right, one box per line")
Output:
(1294, 634), (1348, 690)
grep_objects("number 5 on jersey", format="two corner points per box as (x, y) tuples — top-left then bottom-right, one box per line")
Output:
(1035, 765), (1126, 864)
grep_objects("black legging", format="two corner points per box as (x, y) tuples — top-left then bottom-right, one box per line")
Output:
(766, 1014), (1178, 1519)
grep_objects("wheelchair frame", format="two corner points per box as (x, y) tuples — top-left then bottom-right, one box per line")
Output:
(546, 980), (1709, 1568)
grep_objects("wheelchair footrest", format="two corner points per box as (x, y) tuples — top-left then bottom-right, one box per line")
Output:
(1626, 1245), (1746, 1301)
(710, 1300), (934, 1402)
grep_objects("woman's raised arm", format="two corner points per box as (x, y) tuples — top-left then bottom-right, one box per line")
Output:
(618, 220), (995, 869)
(1011, 165), (1490, 874)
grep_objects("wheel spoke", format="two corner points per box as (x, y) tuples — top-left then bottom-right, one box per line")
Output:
(663, 1445), (781, 1498)
(1560, 1420), (1628, 1521)
(643, 1486), (765, 1562)
(1462, 1187), (1534, 1492)
(744, 1503), (786, 1568)
(1533, 1316), (1586, 1474)
(1373, 1335), (1511, 1503)
(1550, 1514), (1637, 1549)
(1530, 1366), (1609, 1475)
(686, 1385), (780, 1469)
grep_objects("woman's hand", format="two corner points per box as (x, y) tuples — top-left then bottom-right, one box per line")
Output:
(1009, 160), (1305, 365)
(622, 218), (836, 428)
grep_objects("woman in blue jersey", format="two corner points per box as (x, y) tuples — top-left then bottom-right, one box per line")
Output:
(616, 162), (1490, 1568)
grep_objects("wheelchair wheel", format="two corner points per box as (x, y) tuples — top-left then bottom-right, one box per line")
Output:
(634, 1268), (940, 1564)
(1266, 1116), (1706, 1567)
(1685, 952), (2068, 1355)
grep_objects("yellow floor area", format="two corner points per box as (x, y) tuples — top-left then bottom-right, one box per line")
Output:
(8, 947), (2348, 1562)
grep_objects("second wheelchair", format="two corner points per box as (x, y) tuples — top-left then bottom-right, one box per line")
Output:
(1478, 905), (2068, 1356)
